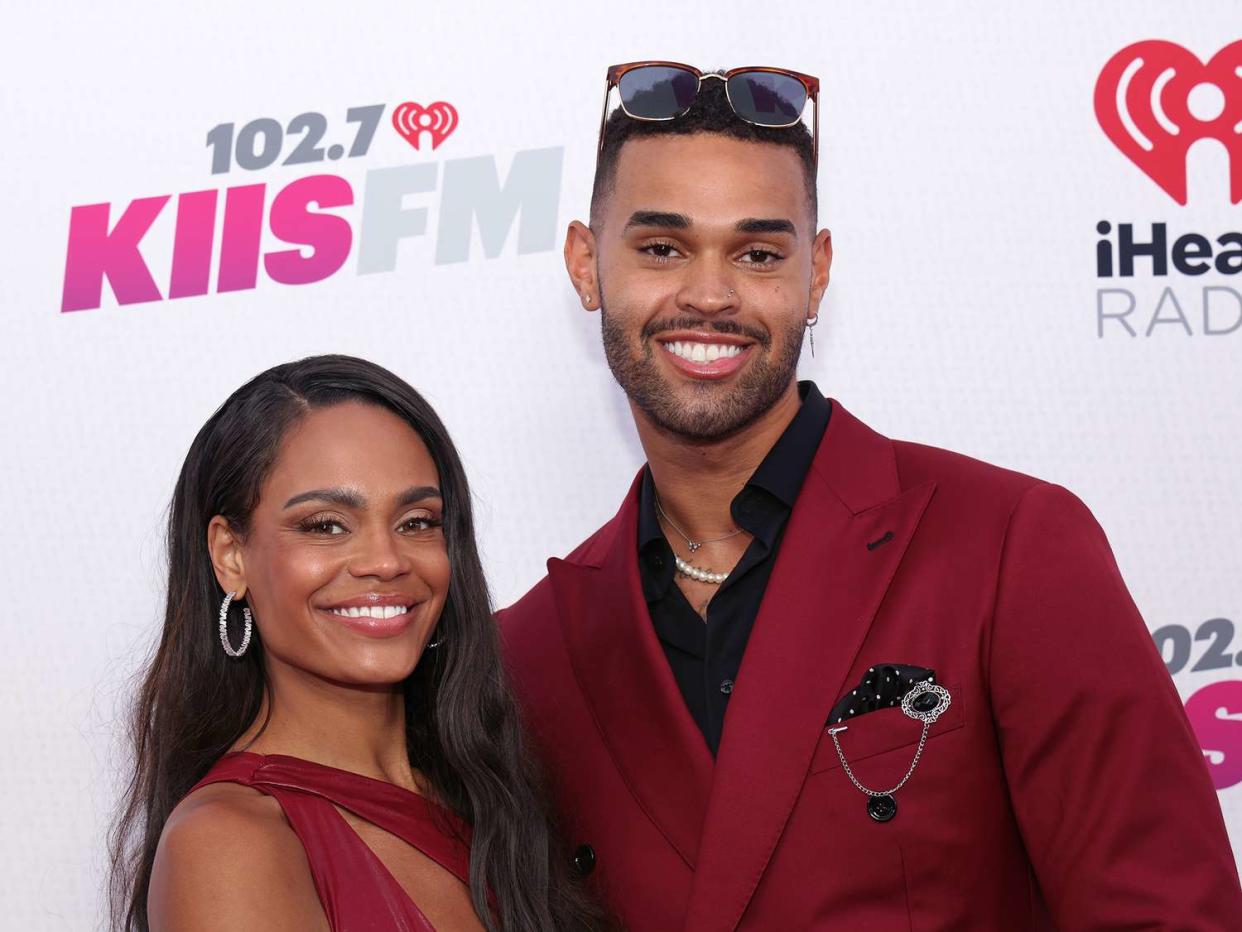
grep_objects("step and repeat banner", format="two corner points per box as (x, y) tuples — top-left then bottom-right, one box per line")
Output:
(1, 2), (1239, 927)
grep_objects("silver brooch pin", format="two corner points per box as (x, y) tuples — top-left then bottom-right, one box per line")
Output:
(827, 682), (951, 823)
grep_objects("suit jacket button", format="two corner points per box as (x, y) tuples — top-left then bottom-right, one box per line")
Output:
(867, 794), (898, 823)
(572, 843), (596, 877)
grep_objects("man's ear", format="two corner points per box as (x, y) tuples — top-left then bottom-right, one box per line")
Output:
(207, 515), (248, 601)
(564, 220), (600, 311)
(808, 228), (833, 318)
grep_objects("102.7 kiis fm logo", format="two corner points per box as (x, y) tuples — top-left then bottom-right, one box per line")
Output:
(1092, 40), (1242, 339)
(60, 100), (562, 313)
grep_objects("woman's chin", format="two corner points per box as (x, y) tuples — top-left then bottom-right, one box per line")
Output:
(333, 649), (427, 688)
(289, 640), (428, 690)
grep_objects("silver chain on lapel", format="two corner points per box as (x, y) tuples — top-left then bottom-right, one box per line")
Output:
(827, 682), (951, 799)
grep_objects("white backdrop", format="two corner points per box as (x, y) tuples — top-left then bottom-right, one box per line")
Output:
(2, 2), (1240, 927)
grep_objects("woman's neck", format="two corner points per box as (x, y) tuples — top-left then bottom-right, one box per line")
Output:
(232, 657), (419, 791)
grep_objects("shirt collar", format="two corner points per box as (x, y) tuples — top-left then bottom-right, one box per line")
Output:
(745, 381), (831, 508)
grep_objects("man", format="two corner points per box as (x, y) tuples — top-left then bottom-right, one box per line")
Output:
(498, 63), (1242, 930)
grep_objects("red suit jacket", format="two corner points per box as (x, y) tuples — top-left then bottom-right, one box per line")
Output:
(498, 400), (1242, 930)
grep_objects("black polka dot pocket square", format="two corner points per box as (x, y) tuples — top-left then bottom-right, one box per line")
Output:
(827, 664), (938, 725)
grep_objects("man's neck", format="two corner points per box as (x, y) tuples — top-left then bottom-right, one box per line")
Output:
(635, 381), (802, 540)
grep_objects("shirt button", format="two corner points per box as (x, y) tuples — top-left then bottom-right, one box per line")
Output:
(720, 679), (734, 695)
(572, 843), (596, 877)
(650, 553), (664, 570)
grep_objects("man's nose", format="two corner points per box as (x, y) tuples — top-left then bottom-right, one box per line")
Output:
(675, 255), (739, 316)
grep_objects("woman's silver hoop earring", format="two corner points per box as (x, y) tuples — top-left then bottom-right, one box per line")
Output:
(806, 314), (820, 358)
(218, 591), (253, 658)
(426, 629), (446, 650)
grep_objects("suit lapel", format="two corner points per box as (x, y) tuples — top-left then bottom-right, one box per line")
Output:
(684, 401), (937, 931)
(548, 476), (714, 868)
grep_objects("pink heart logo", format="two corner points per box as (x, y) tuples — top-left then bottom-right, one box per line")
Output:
(392, 101), (459, 151)
(1094, 40), (1242, 204)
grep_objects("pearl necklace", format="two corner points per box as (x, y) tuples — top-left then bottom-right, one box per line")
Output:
(673, 553), (729, 585)
(654, 493), (740, 585)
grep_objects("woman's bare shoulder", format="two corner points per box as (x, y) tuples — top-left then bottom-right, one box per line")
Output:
(147, 782), (327, 932)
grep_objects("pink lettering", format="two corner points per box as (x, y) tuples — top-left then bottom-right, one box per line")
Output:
(61, 196), (170, 312)
(169, 190), (218, 300)
(218, 184), (266, 293)
(1185, 679), (1242, 790)
(265, 175), (354, 285)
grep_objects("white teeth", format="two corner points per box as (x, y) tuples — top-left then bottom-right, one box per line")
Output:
(329, 605), (409, 619)
(662, 341), (743, 362)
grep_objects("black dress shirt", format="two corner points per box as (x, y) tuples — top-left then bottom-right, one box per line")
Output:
(637, 382), (832, 755)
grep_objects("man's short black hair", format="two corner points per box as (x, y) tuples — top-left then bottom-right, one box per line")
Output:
(590, 75), (818, 227)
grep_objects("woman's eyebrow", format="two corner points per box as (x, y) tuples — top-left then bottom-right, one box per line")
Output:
(283, 487), (365, 509)
(396, 485), (442, 507)
(283, 485), (443, 510)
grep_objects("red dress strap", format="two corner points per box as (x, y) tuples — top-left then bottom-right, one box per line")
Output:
(189, 752), (473, 931)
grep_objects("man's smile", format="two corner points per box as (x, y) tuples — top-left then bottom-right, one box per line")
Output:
(657, 332), (755, 379)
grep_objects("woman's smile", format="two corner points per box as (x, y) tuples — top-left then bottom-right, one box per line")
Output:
(316, 595), (426, 638)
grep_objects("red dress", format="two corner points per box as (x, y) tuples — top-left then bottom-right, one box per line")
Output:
(189, 751), (473, 931)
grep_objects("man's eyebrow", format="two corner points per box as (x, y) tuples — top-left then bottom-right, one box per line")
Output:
(625, 210), (691, 230)
(282, 486), (441, 510)
(736, 217), (797, 236)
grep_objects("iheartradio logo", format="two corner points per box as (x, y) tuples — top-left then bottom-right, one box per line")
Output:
(1094, 40), (1242, 204)
(392, 101), (459, 151)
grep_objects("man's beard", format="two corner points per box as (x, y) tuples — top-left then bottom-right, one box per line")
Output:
(600, 302), (806, 442)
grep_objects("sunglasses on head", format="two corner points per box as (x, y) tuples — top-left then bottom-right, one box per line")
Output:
(599, 60), (820, 161)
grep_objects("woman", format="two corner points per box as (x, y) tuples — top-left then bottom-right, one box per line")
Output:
(110, 355), (605, 931)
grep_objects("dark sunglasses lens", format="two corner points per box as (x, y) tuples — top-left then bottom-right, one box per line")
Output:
(727, 72), (807, 125)
(618, 66), (699, 119)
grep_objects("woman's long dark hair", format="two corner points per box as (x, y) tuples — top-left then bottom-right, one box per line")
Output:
(110, 355), (605, 930)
